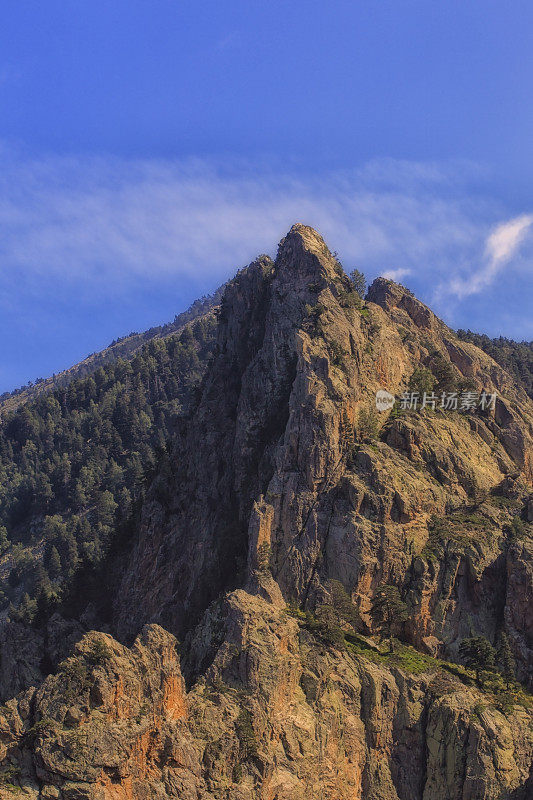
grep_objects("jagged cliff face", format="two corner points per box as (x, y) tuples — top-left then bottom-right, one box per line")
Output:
(115, 225), (532, 672)
(0, 225), (532, 799)
(2, 607), (532, 800)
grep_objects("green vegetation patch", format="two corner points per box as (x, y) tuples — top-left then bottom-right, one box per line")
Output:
(346, 634), (442, 675)
(422, 509), (494, 559)
(0, 314), (217, 615)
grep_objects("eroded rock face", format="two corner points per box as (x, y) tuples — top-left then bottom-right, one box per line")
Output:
(111, 225), (532, 668)
(1, 596), (531, 799)
(1, 225), (532, 798)
(0, 615), (86, 705)
(0, 625), (190, 799)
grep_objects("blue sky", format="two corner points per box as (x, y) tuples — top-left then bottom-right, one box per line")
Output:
(1, 1), (532, 392)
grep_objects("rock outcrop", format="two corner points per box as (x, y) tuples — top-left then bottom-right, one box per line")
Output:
(114, 225), (533, 675)
(0, 225), (531, 798)
(1, 596), (531, 799)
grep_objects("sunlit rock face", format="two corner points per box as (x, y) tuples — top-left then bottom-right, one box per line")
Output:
(0, 225), (532, 799)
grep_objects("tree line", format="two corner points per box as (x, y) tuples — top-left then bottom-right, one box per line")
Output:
(0, 314), (217, 617)
(457, 330), (533, 399)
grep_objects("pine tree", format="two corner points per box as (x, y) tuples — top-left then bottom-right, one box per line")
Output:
(459, 636), (496, 686)
(56, 531), (79, 576)
(96, 490), (117, 527)
(431, 353), (457, 394)
(315, 604), (345, 646)
(497, 632), (516, 688)
(408, 367), (436, 396)
(349, 269), (367, 298)
(17, 593), (37, 624)
(32, 563), (50, 597)
(47, 546), (62, 580)
(370, 585), (408, 652)
(329, 579), (360, 632)
(339, 410), (355, 454)
(357, 406), (378, 441)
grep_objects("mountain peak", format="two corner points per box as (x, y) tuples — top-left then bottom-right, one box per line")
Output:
(367, 275), (437, 330)
(275, 223), (344, 285)
(280, 222), (328, 252)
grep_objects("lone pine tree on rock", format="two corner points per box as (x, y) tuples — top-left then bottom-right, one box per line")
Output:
(370, 584), (408, 652)
(349, 268), (367, 298)
(459, 636), (496, 687)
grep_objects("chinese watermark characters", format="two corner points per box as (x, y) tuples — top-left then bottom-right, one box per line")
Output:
(376, 389), (497, 413)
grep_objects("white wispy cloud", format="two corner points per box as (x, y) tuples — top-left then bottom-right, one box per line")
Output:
(448, 214), (533, 299)
(381, 267), (412, 281)
(0, 145), (531, 342)
(0, 149), (495, 295)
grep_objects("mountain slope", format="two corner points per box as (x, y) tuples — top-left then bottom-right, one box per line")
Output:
(0, 308), (219, 613)
(457, 330), (533, 400)
(112, 226), (532, 668)
(0, 287), (224, 417)
(0, 225), (531, 800)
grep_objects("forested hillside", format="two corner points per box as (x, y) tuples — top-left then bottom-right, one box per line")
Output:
(0, 287), (223, 416)
(1, 294), (531, 622)
(0, 312), (217, 616)
(457, 330), (533, 399)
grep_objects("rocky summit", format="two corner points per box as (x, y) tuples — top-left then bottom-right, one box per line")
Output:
(0, 224), (532, 799)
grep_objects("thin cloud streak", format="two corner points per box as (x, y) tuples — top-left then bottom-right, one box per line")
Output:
(0, 152), (492, 282)
(0, 149), (530, 327)
(447, 214), (533, 299)
(382, 267), (412, 281)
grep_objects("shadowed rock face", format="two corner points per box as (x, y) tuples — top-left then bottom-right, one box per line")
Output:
(0, 225), (532, 799)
